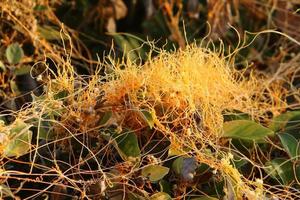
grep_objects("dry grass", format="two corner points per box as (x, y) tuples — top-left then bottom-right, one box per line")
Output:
(1, 41), (297, 199)
(1, 0), (300, 199)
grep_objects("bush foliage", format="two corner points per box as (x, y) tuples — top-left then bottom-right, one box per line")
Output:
(0, 0), (300, 199)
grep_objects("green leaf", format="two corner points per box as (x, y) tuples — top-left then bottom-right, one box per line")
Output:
(115, 131), (141, 161)
(37, 25), (66, 41)
(278, 133), (300, 160)
(14, 65), (32, 76)
(99, 111), (112, 126)
(150, 192), (172, 200)
(172, 157), (184, 175)
(172, 157), (197, 181)
(0, 119), (5, 125)
(141, 165), (169, 182)
(197, 163), (210, 175)
(223, 110), (251, 121)
(269, 111), (300, 132)
(0, 61), (6, 72)
(112, 35), (139, 61)
(168, 145), (184, 157)
(265, 158), (295, 185)
(34, 5), (47, 11)
(10, 80), (20, 95)
(3, 119), (32, 158)
(30, 117), (55, 140)
(168, 143), (191, 157)
(159, 180), (171, 194)
(231, 153), (248, 169)
(139, 110), (154, 129)
(5, 43), (24, 64)
(37, 124), (53, 140)
(223, 120), (274, 142)
(54, 90), (69, 100)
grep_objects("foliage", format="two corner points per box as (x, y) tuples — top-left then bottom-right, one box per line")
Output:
(0, 0), (300, 199)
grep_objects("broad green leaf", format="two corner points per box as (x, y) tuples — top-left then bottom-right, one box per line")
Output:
(269, 111), (300, 132)
(10, 80), (20, 95)
(0, 119), (5, 127)
(113, 35), (139, 61)
(5, 43), (24, 64)
(168, 145), (184, 157)
(14, 65), (32, 76)
(3, 119), (32, 158)
(127, 36), (147, 60)
(278, 133), (300, 160)
(223, 120), (274, 142)
(172, 157), (184, 175)
(139, 110), (154, 129)
(0, 61), (6, 72)
(150, 192), (172, 200)
(99, 111), (112, 126)
(143, 140), (170, 158)
(265, 158), (295, 185)
(141, 165), (169, 182)
(142, 11), (169, 40)
(30, 117), (55, 140)
(159, 180), (171, 194)
(34, 5), (47, 11)
(168, 143), (190, 157)
(231, 154), (248, 169)
(223, 110), (251, 121)
(172, 157), (197, 181)
(115, 131), (141, 161)
(37, 124), (53, 140)
(54, 90), (69, 100)
(37, 25), (66, 41)
(197, 163), (210, 175)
